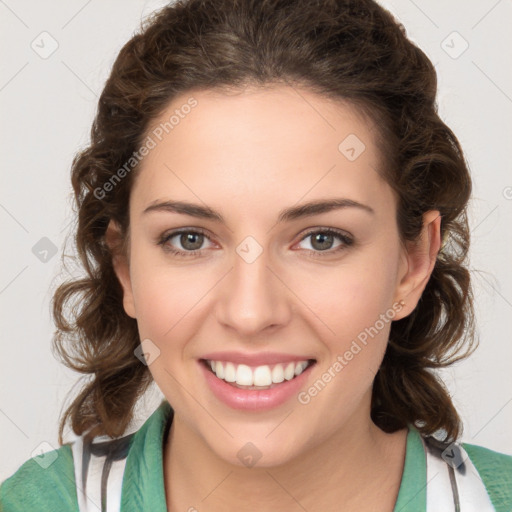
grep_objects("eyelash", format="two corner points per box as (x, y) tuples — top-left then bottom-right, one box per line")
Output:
(157, 227), (354, 259)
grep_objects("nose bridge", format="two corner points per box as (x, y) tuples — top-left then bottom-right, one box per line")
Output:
(215, 235), (290, 335)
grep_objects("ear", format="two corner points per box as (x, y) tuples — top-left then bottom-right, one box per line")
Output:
(392, 210), (441, 321)
(105, 220), (137, 319)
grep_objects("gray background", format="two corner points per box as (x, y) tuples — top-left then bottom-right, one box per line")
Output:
(1, 0), (511, 480)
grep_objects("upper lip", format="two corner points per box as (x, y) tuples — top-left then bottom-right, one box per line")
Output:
(200, 351), (316, 367)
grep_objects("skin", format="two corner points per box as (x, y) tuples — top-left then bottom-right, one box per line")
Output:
(107, 85), (441, 511)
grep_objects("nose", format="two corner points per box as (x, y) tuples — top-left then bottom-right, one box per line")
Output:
(214, 243), (292, 337)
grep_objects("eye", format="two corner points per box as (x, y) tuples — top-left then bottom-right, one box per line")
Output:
(296, 228), (354, 256)
(157, 227), (354, 258)
(157, 228), (214, 257)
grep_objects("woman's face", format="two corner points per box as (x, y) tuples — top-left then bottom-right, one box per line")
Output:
(111, 85), (438, 467)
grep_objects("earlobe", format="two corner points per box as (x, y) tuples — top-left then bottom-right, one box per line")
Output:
(393, 210), (441, 320)
(105, 220), (137, 319)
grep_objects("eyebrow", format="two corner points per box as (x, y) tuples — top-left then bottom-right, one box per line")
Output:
(142, 197), (375, 223)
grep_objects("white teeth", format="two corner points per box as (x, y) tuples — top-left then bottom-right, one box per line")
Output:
(253, 365), (272, 386)
(224, 362), (236, 382)
(236, 364), (253, 386)
(215, 361), (224, 379)
(207, 359), (312, 387)
(271, 364), (284, 384)
(284, 362), (295, 380)
(294, 361), (308, 376)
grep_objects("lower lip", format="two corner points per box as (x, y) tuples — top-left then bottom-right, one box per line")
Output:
(199, 360), (315, 411)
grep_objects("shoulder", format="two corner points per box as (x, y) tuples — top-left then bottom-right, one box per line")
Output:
(0, 444), (78, 512)
(463, 440), (512, 475)
(462, 441), (512, 511)
(0, 400), (172, 512)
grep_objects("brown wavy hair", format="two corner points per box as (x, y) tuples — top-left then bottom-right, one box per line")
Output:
(52, 0), (476, 445)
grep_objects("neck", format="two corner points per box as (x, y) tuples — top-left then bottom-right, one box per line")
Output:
(163, 395), (407, 512)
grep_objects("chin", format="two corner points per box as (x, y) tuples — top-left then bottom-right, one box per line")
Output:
(205, 429), (309, 470)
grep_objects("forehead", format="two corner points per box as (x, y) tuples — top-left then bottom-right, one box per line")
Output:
(131, 86), (392, 218)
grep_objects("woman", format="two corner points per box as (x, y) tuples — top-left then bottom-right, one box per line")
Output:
(1, 0), (511, 511)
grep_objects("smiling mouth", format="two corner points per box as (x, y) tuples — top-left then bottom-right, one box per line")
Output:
(200, 358), (317, 390)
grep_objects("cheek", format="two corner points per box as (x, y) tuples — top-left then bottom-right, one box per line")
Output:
(292, 263), (399, 424)
(131, 266), (203, 342)
(294, 256), (399, 344)
(129, 262), (209, 404)
(290, 251), (400, 409)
